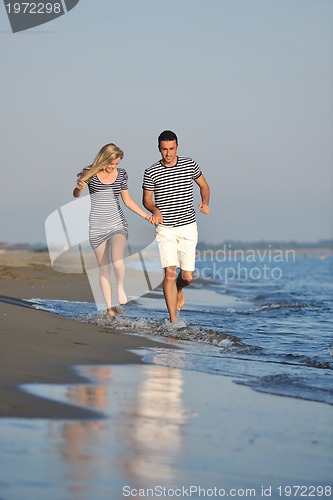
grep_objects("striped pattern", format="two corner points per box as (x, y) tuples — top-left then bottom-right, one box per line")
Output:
(143, 156), (202, 227)
(87, 168), (128, 249)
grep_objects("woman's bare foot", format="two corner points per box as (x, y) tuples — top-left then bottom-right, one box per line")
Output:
(176, 290), (185, 311)
(107, 307), (116, 317)
(117, 286), (128, 305)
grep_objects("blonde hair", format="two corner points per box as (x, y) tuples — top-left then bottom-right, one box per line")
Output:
(77, 143), (124, 182)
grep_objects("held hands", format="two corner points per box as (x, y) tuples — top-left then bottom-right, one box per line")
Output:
(198, 202), (210, 215)
(144, 214), (154, 224)
(149, 208), (163, 225)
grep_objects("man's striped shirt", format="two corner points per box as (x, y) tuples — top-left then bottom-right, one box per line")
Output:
(142, 156), (202, 227)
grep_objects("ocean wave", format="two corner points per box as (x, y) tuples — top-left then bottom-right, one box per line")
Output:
(85, 310), (250, 350)
(25, 298), (253, 351)
(213, 302), (312, 316)
(236, 373), (333, 405)
(252, 302), (311, 312)
(283, 353), (332, 370)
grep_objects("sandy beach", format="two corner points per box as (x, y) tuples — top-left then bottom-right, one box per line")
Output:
(0, 251), (332, 498)
(0, 251), (169, 419)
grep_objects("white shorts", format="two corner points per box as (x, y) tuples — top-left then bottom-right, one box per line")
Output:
(155, 222), (198, 271)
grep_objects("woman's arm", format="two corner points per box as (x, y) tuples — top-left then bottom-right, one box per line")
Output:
(121, 190), (152, 220)
(73, 180), (87, 198)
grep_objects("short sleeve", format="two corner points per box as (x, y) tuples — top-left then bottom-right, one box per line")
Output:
(120, 169), (128, 190)
(142, 170), (155, 191)
(192, 160), (202, 180)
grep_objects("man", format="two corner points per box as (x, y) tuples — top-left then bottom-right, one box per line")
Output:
(142, 130), (210, 324)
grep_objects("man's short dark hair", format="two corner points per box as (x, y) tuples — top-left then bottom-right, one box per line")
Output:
(158, 130), (178, 148)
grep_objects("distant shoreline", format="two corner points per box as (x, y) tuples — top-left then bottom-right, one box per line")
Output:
(196, 247), (332, 256)
(1, 239), (333, 255)
(197, 240), (333, 252)
(0, 246), (332, 261)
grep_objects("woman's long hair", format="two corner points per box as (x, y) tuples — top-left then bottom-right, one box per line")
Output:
(77, 143), (124, 182)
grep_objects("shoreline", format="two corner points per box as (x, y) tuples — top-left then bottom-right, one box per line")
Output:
(1, 253), (332, 494)
(0, 252), (172, 419)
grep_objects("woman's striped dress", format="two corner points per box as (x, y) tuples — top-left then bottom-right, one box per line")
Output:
(87, 168), (129, 249)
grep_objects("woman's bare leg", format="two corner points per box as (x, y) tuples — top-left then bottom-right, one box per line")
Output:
(110, 233), (128, 305)
(93, 240), (115, 316)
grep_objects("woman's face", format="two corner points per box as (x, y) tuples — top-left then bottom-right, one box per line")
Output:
(105, 157), (121, 173)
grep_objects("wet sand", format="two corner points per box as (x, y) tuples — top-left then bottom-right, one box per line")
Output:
(0, 252), (169, 419)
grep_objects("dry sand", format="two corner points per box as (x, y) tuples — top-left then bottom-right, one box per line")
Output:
(0, 252), (169, 419)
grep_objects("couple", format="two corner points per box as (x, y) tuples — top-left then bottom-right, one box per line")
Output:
(73, 130), (210, 323)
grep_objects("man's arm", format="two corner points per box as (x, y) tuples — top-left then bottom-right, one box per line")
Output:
(194, 174), (210, 214)
(142, 189), (163, 224)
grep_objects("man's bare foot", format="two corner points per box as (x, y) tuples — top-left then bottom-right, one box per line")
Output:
(117, 286), (128, 305)
(170, 318), (187, 328)
(107, 307), (116, 317)
(176, 290), (185, 311)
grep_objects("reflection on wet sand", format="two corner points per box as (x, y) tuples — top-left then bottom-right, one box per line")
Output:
(44, 364), (191, 494)
(120, 366), (187, 486)
(49, 366), (113, 497)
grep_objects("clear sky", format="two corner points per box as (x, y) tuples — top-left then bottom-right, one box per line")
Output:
(1, 0), (332, 246)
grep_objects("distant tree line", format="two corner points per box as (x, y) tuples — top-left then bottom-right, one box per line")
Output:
(11, 238), (333, 253)
(197, 239), (333, 250)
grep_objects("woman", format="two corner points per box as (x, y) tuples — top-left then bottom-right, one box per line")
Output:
(73, 143), (151, 317)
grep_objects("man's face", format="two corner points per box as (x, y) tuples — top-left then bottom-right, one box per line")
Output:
(159, 140), (178, 166)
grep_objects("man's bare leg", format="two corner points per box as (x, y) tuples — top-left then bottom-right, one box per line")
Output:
(163, 266), (178, 322)
(176, 270), (193, 311)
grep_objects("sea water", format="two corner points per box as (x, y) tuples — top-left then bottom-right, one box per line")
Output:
(26, 250), (333, 406)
